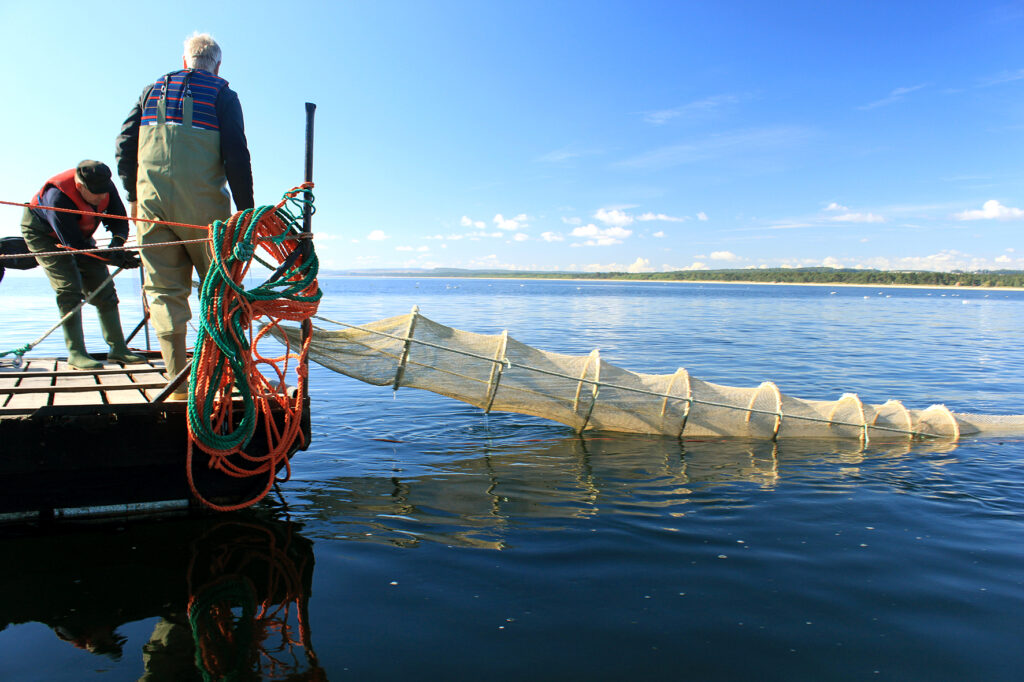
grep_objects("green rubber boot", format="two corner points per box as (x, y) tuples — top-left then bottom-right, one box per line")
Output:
(62, 308), (103, 371)
(158, 332), (190, 399)
(98, 307), (146, 364)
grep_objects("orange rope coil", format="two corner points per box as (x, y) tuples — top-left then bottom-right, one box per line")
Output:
(186, 183), (320, 511)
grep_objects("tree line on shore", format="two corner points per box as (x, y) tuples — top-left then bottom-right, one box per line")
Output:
(424, 267), (1024, 287)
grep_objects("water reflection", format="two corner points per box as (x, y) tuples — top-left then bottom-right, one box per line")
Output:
(0, 514), (321, 681)
(290, 434), (960, 548)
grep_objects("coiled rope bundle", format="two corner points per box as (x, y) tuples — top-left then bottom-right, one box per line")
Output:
(186, 184), (321, 511)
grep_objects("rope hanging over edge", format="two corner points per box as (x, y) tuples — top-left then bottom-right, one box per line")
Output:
(186, 183), (321, 511)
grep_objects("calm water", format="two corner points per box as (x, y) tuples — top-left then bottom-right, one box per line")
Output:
(2, 275), (1023, 680)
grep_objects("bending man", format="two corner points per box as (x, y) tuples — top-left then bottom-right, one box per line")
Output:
(115, 32), (254, 396)
(21, 160), (144, 370)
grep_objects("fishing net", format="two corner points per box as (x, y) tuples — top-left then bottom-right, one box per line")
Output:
(270, 306), (1024, 441)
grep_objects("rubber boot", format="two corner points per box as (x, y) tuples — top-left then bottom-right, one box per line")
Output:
(62, 308), (103, 371)
(97, 307), (146, 364)
(159, 332), (189, 400)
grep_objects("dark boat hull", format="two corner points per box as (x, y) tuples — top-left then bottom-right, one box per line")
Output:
(1, 385), (310, 518)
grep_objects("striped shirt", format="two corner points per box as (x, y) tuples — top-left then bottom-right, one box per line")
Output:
(140, 69), (227, 131)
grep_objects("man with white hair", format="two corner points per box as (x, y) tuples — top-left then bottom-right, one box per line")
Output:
(115, 32), (253, 397)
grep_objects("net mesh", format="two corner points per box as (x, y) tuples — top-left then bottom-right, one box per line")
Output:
(270, 307), (1024, 441)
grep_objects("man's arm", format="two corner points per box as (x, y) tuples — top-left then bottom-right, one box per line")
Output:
(114, 86), (152, 203)
(217, 86), (254, 211)
(101, 191), (130, 245)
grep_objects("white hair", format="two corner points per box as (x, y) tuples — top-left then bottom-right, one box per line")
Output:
(183, 32), (222, 72)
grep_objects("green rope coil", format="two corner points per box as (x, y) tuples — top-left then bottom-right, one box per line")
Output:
(189, 575), (258, 681)
(186, 187), (321, 453)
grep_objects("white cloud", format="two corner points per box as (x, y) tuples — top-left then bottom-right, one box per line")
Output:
(652, 231), (665, 238)
(367, 230), (388, 241)
(627, 257), (655, 273)
(460, 216), (486, 229)
(839, 250), (1020, 272)
(710, 251), (740, 261)
(643, 94), (744, 126)
(571, 223), (634, 246)
(537, 148), (581, 163)
(995, 254), (1012, 264)
(494, 213), (528, 231)
(955, 199), (1024, 220)
(594, 208), (635, 227)
(540, 231), (564, 242)
(821, 256), (842, 268)
(637, 212), (686, 222)
(513, 233), (529, 242)
(829, 212), (885, 223)
(980, 69), (1024, 87)
(825, 202), (848, 212)
(860, 84), (927, 110)
(570, 260), (649, 272)
(697, 212), (708, 221)
(396, 246), (413, 252)
(616, 127), (811, 170)
(562, 216), (582, 225)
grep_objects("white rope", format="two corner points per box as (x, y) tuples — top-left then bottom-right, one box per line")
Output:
(1, 266), (127, 365)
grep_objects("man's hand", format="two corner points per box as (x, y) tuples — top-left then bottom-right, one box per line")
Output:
(108, 249), (141, 269)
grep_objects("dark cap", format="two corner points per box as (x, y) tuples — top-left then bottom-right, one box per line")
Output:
(75, 160), (115, 195)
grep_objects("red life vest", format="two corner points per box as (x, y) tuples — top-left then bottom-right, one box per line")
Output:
(30, 168), (110, 238)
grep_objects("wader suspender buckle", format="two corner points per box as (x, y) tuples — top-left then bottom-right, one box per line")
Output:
(156, 75), (170, 125)
(181, 70), (195, 128)
(155, 71), (196, 127)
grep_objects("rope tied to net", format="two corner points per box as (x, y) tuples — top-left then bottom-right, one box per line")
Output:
(186, 183), (321, 511)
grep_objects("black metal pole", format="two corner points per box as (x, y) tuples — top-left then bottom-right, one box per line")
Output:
(300, 103), (316, 402)
(303, 102), (316, 236)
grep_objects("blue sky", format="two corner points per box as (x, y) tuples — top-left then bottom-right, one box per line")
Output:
(2, 0), (1023, 273)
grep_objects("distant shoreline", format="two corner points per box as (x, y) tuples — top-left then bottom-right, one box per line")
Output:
(319, 273), (1024, 292)
(9, 267), (1022, 292)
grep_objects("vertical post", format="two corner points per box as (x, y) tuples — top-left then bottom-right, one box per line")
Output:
(303, 102), (316, 237)
(140, 267), (151, 351)
(301, 102), (317, 371)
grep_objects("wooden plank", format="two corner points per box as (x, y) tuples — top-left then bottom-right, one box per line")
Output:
(6, 358), (57, 410)
(97, 366), (161, 404)
(53, 359), (103, 406)
(0, 364), (19, 409)
(0, 366), (166, 379)
(2, 379), (167, 395)
(143, 361), (173, 403)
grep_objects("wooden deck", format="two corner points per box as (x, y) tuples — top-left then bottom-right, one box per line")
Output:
(0, 354), (311, 520)
(0, 353), (171, 413)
